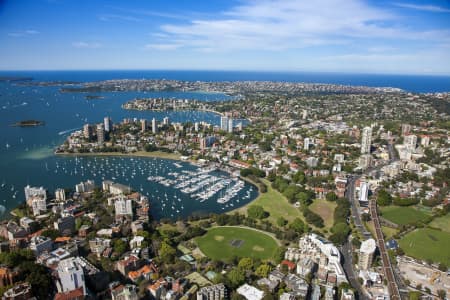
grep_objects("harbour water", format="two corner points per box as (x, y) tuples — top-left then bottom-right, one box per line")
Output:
(0, 74), (252, 219)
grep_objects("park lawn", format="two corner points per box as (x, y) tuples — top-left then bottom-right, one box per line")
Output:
(232, 179), (304, 225)
(382, 226), (398, 239)
(309, 199), (337, 229)
(399, 228), (450, 265)
(195, 226), (279, 261)
(380, 206), (430, 225)
(429, 214), (450, 233)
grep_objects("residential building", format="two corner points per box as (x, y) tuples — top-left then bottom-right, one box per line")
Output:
(152, 118), (157, 134)
(104, 117), (111, 132)
(29, 235), (53, 255)
(115, 197), (133, 219)
(228, 118), (233, 133)
(97, 123), (105, 144)
(3, 282), (34, 300)
(54, 215), (75, 236)
(237, 284), (264, 300)
(361, 127), (372, 154)
(359, 239), (376, 270)
(75, 180), (95, 193)
(111, 284), (139, 300)
(83, 124), (92, 140)
(140, 119), (147, 133)
(55, 188), (66, 201)
(220, 116), (228, 131)
(197, 283), (227, 300)
(57, 257), (87, 296)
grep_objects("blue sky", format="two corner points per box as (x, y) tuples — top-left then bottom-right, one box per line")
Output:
(1, 0), (450, 74)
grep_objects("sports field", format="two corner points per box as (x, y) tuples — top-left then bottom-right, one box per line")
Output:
(380, 206), (429, 225)
(195, 226), (279, 261)
(399, 228), (450, 265)
(429, 214), (450, 233)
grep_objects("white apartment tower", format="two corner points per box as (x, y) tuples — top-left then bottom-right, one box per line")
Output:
(358, 239), (376, 270)
(57, 257), (87, 296)
(152, 118), (157, 134)
(115, 197), (133, 218)
(220, 116), (229, 131)
(97, 123), (105, 144)
(228, 118), (233, 133)
(360, 127), (372, 154)
(104, 117), (111, 132)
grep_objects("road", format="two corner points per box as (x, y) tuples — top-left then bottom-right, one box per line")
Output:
(344, 142), (402, 299)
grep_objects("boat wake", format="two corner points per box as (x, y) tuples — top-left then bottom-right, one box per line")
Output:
(58, 127), (81, 135)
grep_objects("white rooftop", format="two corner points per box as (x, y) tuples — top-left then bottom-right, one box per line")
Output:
(360, 238), (377, 254)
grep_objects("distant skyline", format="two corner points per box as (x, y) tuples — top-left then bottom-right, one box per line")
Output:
(1, 0), (450, 75)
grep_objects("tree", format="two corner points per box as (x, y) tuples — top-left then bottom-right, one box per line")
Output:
(255, 264), (271, 278)
(159, 241), (176, 263)
(377, 189), (392, 206)
(437, 290), (446, 300)
(248, 205), (268, 219)
(238, 258), (254, 271)
(227, 268), (245, 288)
(114, 239), (128, 255)
(329, 222), (351, 245)
(290, 218), (306, 234)
(277, 217), (287, 227)
(326, 192), (338, 202)
(41, 229), (60, 240)
(297, 191), (314, 206)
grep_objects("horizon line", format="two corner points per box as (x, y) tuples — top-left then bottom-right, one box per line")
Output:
(1, 68), (450, 77)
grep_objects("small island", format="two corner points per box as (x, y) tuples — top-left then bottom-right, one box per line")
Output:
(11, 120), (45, 127)
(85, 95), (105, 100)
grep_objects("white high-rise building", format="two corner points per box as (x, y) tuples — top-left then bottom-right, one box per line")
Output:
(302, 109), (308, 120)
(359, 182), (369, 203)
(115, 197), (133, 218)
(57, 257), (87, 296)
(220, 116), (229, 131)
(359, 239), (376, 270)
(163, 117), (170, 126)
(24, 185), (46, 201)
(104, 117), (111, 132)
(228, 118), (233, 133)
(97, 123), (105, 144)
(194, 122), (199, 132)
(404, 134), (417, 151)
(360, 127), (372, 154)
(152, 118), (157, 134)
(55, 188), (66, 201)
(140, 119), (147, 133)
(304, 137), (310, 151)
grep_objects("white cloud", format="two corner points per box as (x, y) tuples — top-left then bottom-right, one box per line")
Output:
(8, 29), (40, 37)
(144, 43), (182, 51)
(98, 14), (142, 22)
(72, 41), (102, 49)
(393, 3), (450, 13)
(146, 0), (449, 52)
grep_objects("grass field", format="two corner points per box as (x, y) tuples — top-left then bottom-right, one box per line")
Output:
(232, 179), (304, 225)
(309, 199), (337, 229)
(429, 214), (450, 233)
(399, 228), (450, 265)
(195, 226), (279, 261)
(380, 206), (430, 225)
